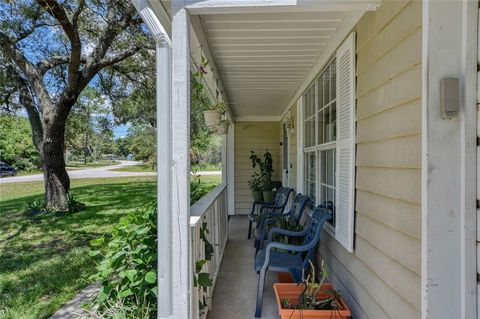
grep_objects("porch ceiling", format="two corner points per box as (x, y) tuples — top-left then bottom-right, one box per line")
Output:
(200, 11), (349, 119)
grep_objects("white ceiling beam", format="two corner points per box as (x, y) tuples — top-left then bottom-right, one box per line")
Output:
(186, 0), (381, 15)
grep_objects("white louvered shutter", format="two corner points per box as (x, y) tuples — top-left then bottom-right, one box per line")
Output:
(335, 32), (356, 252)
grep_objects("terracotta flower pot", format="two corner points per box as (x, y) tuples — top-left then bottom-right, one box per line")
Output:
(273, 283), (352, 319)
(276, 272), (294, 283)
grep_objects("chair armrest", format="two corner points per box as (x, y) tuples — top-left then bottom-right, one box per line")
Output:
(267, 227), (307, 241)
(261, 241), (315, 270)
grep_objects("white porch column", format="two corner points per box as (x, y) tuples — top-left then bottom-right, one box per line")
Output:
(171, 6), (191, 319)
(422, 1), (477, 318)
(131, 1), (174, 317)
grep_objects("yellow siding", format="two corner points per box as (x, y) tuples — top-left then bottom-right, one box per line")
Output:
(234, 122), (281, 214)
(319, 1), (422, 318)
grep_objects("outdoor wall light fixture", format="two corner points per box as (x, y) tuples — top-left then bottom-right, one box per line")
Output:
(284, 119), (294, 132)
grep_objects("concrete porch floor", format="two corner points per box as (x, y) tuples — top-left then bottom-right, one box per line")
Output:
(208, 216), (279, 319)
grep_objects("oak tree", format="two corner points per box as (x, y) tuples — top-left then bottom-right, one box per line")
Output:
(0, 0), (151, 210)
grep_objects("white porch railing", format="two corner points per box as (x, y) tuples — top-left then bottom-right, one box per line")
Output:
(190, 183), (229, 319)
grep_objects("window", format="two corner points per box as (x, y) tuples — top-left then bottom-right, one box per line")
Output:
(301, 33), (356, 252)
(303, 59), (337, 226)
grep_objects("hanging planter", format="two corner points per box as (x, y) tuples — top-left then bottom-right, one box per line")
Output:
(203, 102), (227, 128)
(203, 110), (222, 128)
(215, 120), (230, 135)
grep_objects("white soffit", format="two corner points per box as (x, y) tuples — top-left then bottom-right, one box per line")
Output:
(200, 10), (350, 119)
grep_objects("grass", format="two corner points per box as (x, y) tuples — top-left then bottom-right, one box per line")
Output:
(110, 164), (154, 172)
(191, 163), (221, 172)
(112, 163), (222, 173)
(66, 160), (119, 169)
(0, 174), (220, 319)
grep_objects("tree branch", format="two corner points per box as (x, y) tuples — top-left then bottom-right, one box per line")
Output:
(37, 55), (87, 75)
(36, 0), (82, 96)
(96, 46), (142, 70)
(0, 31), (53, 113)
(19, 84), (44, 151)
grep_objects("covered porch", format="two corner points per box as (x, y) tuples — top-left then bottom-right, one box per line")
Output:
(132, 1), (478, 319)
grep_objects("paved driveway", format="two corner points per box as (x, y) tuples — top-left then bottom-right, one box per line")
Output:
(0, 161), (220, 184)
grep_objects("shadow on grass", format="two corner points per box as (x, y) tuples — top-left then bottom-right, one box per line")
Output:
(0, 179), (156, 319)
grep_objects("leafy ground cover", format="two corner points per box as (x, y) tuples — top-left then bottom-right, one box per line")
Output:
(0, 174), (220, 319)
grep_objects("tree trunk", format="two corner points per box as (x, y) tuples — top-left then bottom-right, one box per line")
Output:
(42, 123), (70, 211)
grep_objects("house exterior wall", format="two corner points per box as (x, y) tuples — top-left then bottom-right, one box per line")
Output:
(232, 1), (422, 317)
(317, 1), (422, 319)
(234, 121), (281, 214)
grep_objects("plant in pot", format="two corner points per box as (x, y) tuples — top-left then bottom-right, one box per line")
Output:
(274, 260), (351, 319)
(203, 102), (226, 128)
(248, 172), (264, 202)
(214, 119), (230, 135)
(250, 150), (275, 202)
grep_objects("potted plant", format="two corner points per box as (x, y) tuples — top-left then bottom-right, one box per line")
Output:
(250, 150), (275, 202)
(203, 102), (226, 128)
(248, 172), (264, 202)
(215, 119), (230, 135)
(274, 260), (351, 319)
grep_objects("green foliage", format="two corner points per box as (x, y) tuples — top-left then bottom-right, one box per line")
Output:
(193, 222), (214, 309)
(90, 205), (157, 317)
(190, 175), (216, 205)
(0, 176), (157, 319)
(127, 125), (156, 165)
(25, 195), (86, 215)
(249, 150), (274, 191)
(248, 172), (263, 192)
(0, 113), (40, 169)
(281, 260), (343, 311)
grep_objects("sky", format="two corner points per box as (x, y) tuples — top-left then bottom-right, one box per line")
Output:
(114, 124), (130, 139)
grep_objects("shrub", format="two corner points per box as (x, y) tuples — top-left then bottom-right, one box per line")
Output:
(89, 205), (157, 318)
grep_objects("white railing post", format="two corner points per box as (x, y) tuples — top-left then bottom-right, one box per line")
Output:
(190, 185), (229, 319)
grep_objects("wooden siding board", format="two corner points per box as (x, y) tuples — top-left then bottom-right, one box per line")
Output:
(356, 135), (421, 169)
(354, 236), (421, 312)
(356, 66), (422, 119)
(356, 98), (421, 142)
(357, 27), (422, 95)
(322, 236), (420, 319)
(356, 214), (421, 275)
(356, 190), (421, 240)
(357, 1), (422, 75)
(356, 167), (421, 204)
(356, 0), (411, 53)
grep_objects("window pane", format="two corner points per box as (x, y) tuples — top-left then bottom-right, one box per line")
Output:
(317, 76), (323, 110)
(330, 60), (336, 100)
(323, 105), (331, 142)
(304, 85), (315, 118)
(317, 109), (324, 145)
(331, 102), (337, 141)
(324, 67), (330, 104)
(321, 151), (327, 184)
(305, 152), (316, 202)
(327, 188), (335, 226)
(327, 149), (335, 186)
(305, 117), (315, 148)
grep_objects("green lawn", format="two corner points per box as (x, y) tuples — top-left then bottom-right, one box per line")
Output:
(110, 164), (155, 172)
(0, 174), (220, 319)
(66, 160), (120, 169)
